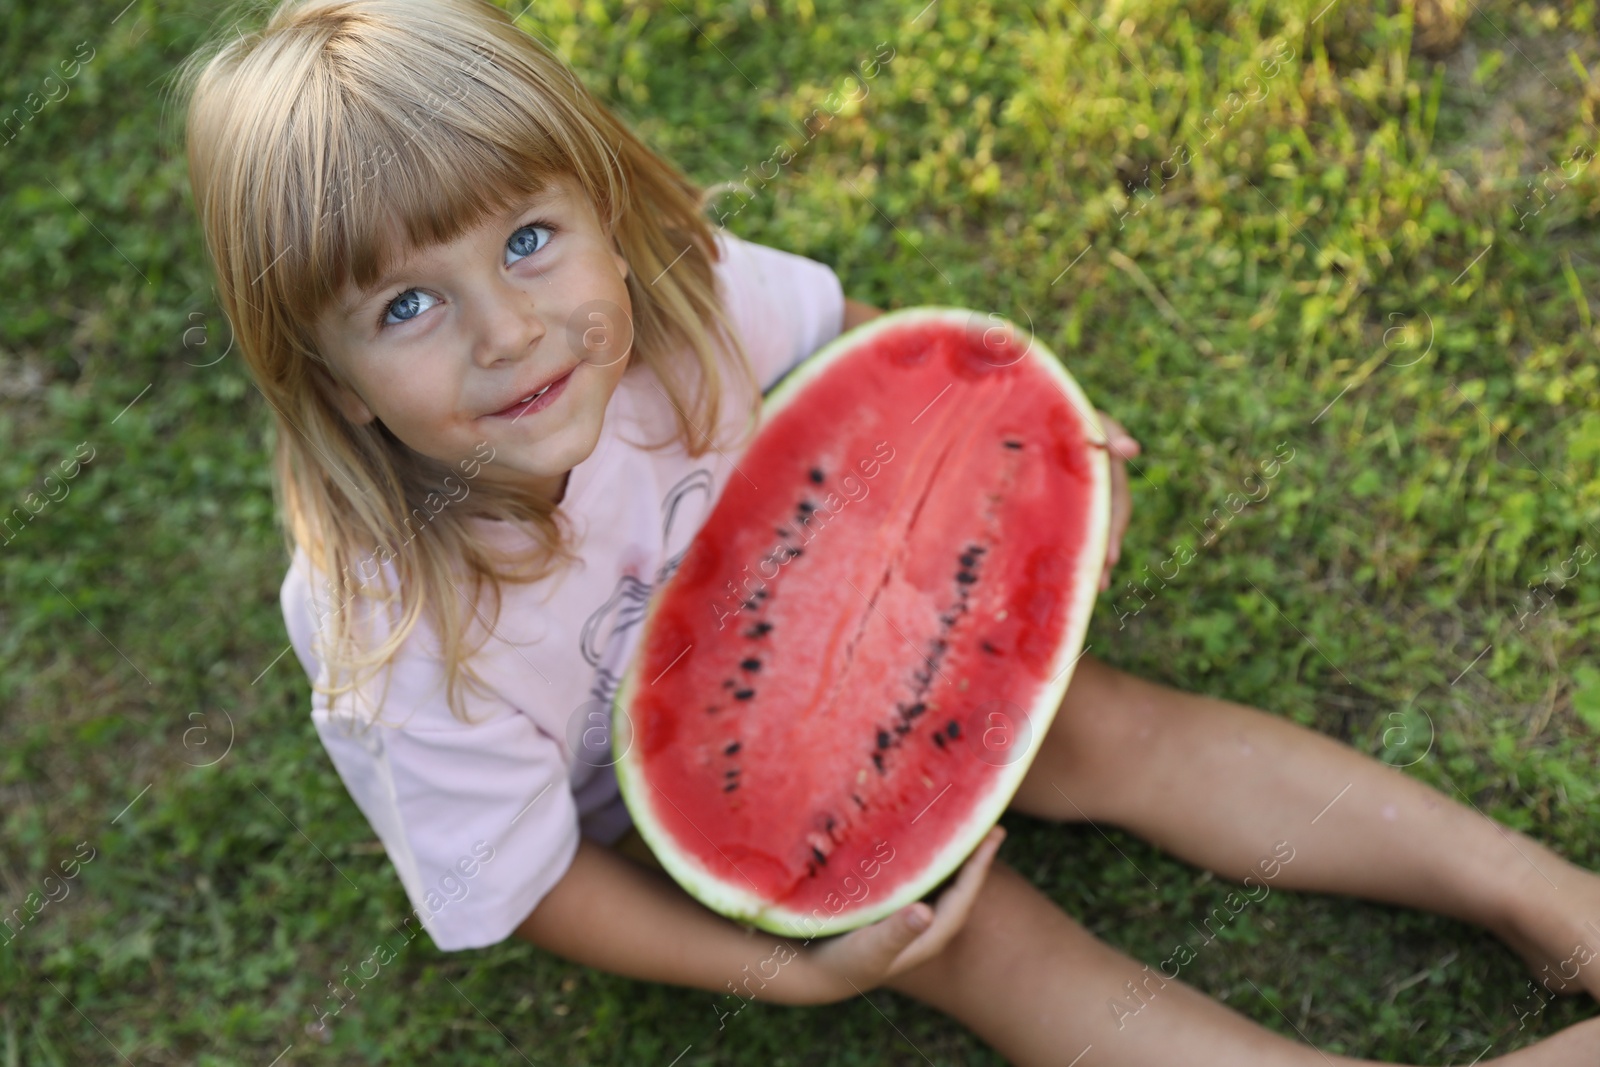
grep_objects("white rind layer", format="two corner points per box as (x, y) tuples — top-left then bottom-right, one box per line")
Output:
(613, 307), (1111, 938)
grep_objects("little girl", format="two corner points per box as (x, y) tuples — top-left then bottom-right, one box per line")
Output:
(177, 0), (1600, 1062)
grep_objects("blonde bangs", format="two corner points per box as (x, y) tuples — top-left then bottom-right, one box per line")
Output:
(187, 0), (629, 348)
(175, 0), (759, 726)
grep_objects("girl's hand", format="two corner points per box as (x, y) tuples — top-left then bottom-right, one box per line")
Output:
(801, 826), (1005, 1000)
(1097, 413), (1141, 592)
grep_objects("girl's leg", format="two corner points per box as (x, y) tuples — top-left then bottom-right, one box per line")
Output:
(1008, 655), (1600, 1000)
(882, 854), (1600, 1067)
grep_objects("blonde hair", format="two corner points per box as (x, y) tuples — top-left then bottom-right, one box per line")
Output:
(174, 0), (758, 724)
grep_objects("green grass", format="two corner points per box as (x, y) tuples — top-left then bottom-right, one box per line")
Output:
(3, 0), (1598, 1062)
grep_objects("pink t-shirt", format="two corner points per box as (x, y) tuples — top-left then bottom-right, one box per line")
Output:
(280, 232), (846, 951)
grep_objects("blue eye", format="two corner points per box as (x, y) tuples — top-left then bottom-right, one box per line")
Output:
(376, 219), (556, 330)
(381, 288), (438, 327)
(507, 221), (555, 263)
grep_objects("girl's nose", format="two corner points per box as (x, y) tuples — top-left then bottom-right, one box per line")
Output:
(469, 276), (546, 368)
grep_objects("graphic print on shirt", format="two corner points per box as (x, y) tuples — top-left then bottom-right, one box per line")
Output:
(654, 467), (718, 588)
(576, 468), (718, 710)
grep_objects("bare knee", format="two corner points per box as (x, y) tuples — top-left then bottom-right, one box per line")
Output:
(1056, 657), (1166, 764)
(1014, 658), (1168, 817)
(880, 859), (1154, 1067)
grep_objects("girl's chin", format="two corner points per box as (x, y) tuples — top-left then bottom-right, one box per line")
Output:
(469, 448), (584, 502)
(475, 462), (565, 487)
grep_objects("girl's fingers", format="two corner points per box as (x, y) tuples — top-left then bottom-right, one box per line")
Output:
(837, 902), (934, 983)
(888, 826), (1005, 974)
(1102, 448), (1130, 587)
(1093, 411), (1136, 592)
(1096, 412), (1141, 457)
(818, 826), (1006, 990)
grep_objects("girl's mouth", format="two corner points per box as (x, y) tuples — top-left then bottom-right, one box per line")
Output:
(487, 368), (573, 421)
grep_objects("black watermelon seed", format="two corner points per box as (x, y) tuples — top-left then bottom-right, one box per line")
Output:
(734, 688), (755, 700)
(741, 658), (761, 671)
(725, 741), (741, 755)
(811, 845), (827, 865)
(959, 553), (977, 568)
(968, 544), (985, 555)
(872, 752), (885, 773)
(905, 702), (926, 717)
(825, 815), (836, 832)
(776, 526), (791, 537)
(933, 733), (946, 748)
(747, 622), (774, 638)
(877, 730), (890, 749)
(1004, 439), (1023, 449)
(809, 468), (824, 484)
(980, 640), (1001, 655)
(851, 792), (866, 809)
(742, 600), (758, 611)
(798, 500), (815, 513)
(725, 768), (739, 778)
(723, 781), (739, 792)
(956, 571), (977, 584)
(894, 721), (911, 734)
(798, 513), (812, 527)
(940, 614), (956, 626)
(946, 720), (961, 739)
(787, 547), (804, 558)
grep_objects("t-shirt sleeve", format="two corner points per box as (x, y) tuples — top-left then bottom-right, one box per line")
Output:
(714, 231), (847, 392)
(279, 549), (581, 952)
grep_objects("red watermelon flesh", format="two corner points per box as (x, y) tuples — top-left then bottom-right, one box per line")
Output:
(613, 307), (1109, 937)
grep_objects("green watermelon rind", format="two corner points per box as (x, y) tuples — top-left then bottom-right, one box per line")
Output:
(612, 306), (1110, 940)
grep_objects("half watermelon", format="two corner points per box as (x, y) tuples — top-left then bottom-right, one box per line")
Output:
(612, 307), (1110, 938)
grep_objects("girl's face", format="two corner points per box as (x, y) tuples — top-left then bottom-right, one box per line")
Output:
(313, 174), (634, 504)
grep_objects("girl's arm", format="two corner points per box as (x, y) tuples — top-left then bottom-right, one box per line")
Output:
(514, 828), (1004, 1006)
(514, 838), (831, 1005)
